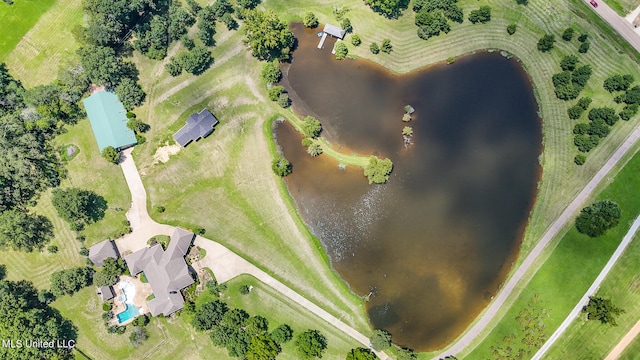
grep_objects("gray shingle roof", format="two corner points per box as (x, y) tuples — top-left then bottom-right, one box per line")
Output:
(173, 109), (219, 147)
(324, 24), (346, 39)
(124, 227), (195, 317)
(88, 240), (119, 267)
(97, 285), (115, 301)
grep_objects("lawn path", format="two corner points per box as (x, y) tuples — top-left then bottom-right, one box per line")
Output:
(532, 214), (640, 359)
(114, 148), (390, 359)
(604, 318), (640, 360)
(434, 122), (640, 359)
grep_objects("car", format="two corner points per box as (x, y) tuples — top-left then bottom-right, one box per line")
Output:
(590, 0), (598, 7)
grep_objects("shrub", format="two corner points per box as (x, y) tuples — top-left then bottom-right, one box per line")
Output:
(562, 27), (574, 41)
(155, 205), (166, 213)
(277, 93), (290, 108)
(507, 24), (516, 35)
(303, 12), (318, 28)
(537, 34), (555, 52)
(364, 156), (393, 184)
(468, 6), (491, 24)
(380, 38), (392, 53)
(101, 146), (119, 164)
(370, 42), (380, 54)
(102, 302), (112, 311)
(268, 86), (284, 101)
(574, 154), (586, 165)
(47, 245), (58, 253)
(560, 55), (579, 71)
(575, 200), (621, 237)
(79, 247), (89, 256)
(351, 34), (362, 46)
(579, 41), (590, 54)
(302, 116), (322, 138)
(341, 18), (353, 33)
(301, 138), (313, 147)
(239, 285), (251, 295)
(334, 42), (348, 60)
(578, 33), (589, 42)
(619, 104), (639, 120)
(272, 157), (292, 176)
(261, 62), (281, 84)
(307, 143), (323, 157)
(370, 329), (392, 350)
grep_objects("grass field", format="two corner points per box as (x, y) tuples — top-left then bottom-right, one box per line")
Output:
(5, 0), (640, 357)
(0, 0), (56, 61)
(0, 119), (130, 289)
(604, 0), (640, 16)
(463, 143), (640, 358)
(620, 335), (640, 359)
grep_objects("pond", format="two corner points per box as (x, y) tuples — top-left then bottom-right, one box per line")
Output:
(276, 23), (542, 351)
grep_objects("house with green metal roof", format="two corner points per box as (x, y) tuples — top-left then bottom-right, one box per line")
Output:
(83, 91), (137, 152)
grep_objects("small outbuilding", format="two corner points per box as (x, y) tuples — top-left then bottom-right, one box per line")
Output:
(96, 285), (115, 301)
(323, 24), (346, 39)
(89, 239), (119, 267)
(83, 91), (137, 152)
(173, 109), (219, 147)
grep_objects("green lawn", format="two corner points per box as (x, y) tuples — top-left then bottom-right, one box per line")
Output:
(604, 0), (640, 16)
(464, 144), (640, 358)
(620, 334), (640, 359)
(0, 0), (56, 61)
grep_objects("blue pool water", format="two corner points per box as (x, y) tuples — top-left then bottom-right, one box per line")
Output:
(116, 304), (139, 323)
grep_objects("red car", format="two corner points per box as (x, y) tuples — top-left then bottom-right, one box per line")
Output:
(590, 0), (598, 7)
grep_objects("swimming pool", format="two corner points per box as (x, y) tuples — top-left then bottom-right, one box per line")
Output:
(116, 304), (139, 324)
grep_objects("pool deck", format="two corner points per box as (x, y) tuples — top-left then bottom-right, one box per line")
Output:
(110, 275), (153, 325)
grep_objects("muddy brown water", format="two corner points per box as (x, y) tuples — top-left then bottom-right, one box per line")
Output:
(275, 23), (542, 351)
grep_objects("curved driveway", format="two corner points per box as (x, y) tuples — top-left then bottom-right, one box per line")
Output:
(114, 148), (390, 359)
(434, 123), (640, 359)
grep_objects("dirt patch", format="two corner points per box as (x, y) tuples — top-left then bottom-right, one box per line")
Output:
(153, 143), (181, 164)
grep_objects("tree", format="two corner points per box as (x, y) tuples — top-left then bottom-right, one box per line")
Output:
(302, 116), (322, 138)
(380, 38), (392, 53)
(0, 264), (5, 280)
(50, 267), (94, 297)
(166, 57), (183, 76)
(93, 258), (127, 286)
(261, 62), (281, 84)
(177, 46), (214, 75)
(516, 0), (528, 4)
(197, 6), (217, 46)
(277, 93), (290, 108)
(507, 23), (516, 35)
(0, 209), (53, 252)
(238, 0), (261, 9)
(364, 156), (394, 184)
(129, 326), (149, 346)
(402, 126), (413, 136)
(619, 104), (639, 121)
(115, 78), (146, 110)
(369, 329), (392, 350)
(295, 329), (327, 359)
(127, 118), (150, 134)
(370, 42), (380, 54)
(537, 34), (555, 52)
(272, 157), (292, 176)
(604, 74), (634, 93)
(351, 34), (362, 46)
(212, 0), (234, 18)
(560, 55), (579, 71)
(415, 9), (451, 40)
(52, 188), (107, 227)
(0, 63), (25, 116)
(334, 42), (349, 60)
(76, 46), (137, 87)
(575, 154), (586, 165)
(307, 143), (323, 157)
(575, 200), (621, 237)
(192, 300), (228, 331)
(221, 308), (250, 328)
(303, 12), (318, 28)
(271, 324), (293, 343)
(222, 13), (238, 30)
(562, 27), (574, 41)
(346, 347), (378, 360)
(578, 33), (589, 42)
(102, 146), (120, 164)
(268, 86), (284, 101)
(246, 315), (269, 335)
(583, 296), (625, 326)
(468, 6), (491, 24)
(0, 278), (77, 360)
(588, 107), (618, 126)
(227, 329), (251, 357)
(341, 18), (353, 33)
(579, 40), (590, 54)
(247, 333), (281, 360)
(364, 0), (410, 19)
(242, 10), (295, 61)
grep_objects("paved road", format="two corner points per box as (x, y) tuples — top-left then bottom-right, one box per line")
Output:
(585, 0), (640, 53)
(433, 123), (640, 359)
(113, 149), (389, 359)
(531, 214), (640, 359)
(604, 318), (640, 360)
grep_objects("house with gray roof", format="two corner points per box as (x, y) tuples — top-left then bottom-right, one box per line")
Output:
(124, 227), (195, 317)
(89, 240), (119, 267)
(96, 285), (115, 301)
(323, 24), (346, 39)
(173, 109), (219, 147)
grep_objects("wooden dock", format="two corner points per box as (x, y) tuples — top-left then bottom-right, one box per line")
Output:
(317, 32), (328, 49)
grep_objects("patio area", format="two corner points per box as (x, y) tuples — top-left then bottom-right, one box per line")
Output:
(111, 275), (153, 325)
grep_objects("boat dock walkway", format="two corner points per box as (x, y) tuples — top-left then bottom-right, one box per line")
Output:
(317, 32), (328, 49)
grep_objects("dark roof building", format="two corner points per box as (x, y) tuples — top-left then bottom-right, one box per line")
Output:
(83, 91), (137, 152)
(173, 109), (219, 147)
(323, 24), (346, 39)
(89, 240), (119, 267)
(124, 228), (195, 317)
(96, 285), (115, 301)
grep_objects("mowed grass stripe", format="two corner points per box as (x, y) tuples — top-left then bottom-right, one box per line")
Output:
(0, 0), (56, 61)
